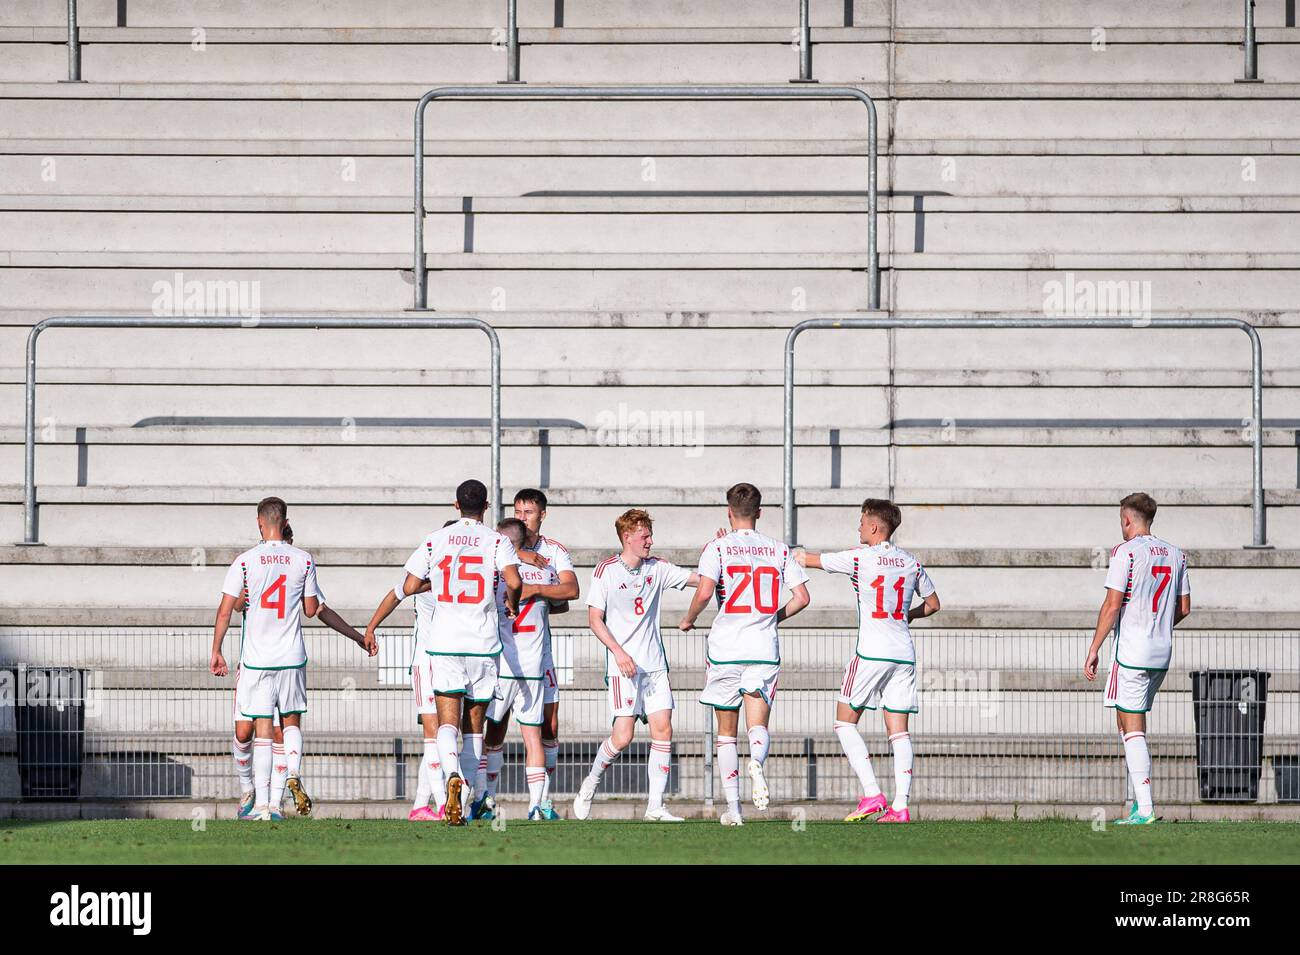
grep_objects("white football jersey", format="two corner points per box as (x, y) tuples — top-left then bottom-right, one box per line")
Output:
(697, 528), (808, 665)
(497, 561), (560, 679)
(586, 555), (692, 677)
(821, 541), (934, 664)
(222, 540), (323, 670)
(403, 517), (520, 657)
(1104, 534), (1190, 670)
(520, 534), (575, 658)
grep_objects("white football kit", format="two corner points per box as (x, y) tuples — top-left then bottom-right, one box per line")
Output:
(1103, 534), (1190, 713)
(521, 534), (574, 705)
(403, 517), (520, 702)
(488, 561), (560, 727)
(586, 555), (692, 720)
(696, 529), (808, 709)
(821, 541), (935, 714)
(222, 540), (323, 719)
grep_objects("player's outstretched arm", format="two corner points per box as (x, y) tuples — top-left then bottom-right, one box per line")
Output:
(679, 576), (716, 631)
(795, 549), (823, 570)
(1084, 588), (1124, 681)
(317, 604), (375, 656)
(210, 593), (239, 676)
(907, 590), (940, 624)
(777, 582), (811, 623)
(364, 573), (424, 647)
(590, 606), (637, 678)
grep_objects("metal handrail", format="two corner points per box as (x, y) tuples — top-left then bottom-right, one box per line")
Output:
(1243, 0), (1260, 81)
(413, 84), (880, 310)
(504, 0), (520, 83)
(21, 316), (503, 544)
(793, 0), (814, 82)
(64, 0), (82, 82)
(782, 316), (1269, 548)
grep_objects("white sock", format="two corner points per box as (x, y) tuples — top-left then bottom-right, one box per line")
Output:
(414, 739), (438, 811)
(889, 731), (913, 811)
(270, 743), (288, 809)
(747, 725), (771, 765)
(459, 733), (483, 790)
(526, 765), (546, 811)
(283, 725), (303, 779)
(542, 739), (559, 803)
(647, 739), (673, 811)
(1123, 731), (1154, 815)
(232, 736), (253, 793)
(586, 736), (622, 785)
(485, 744), (504, 798)
(1121, 732), (1135, 803)
(253, 737), (273, 807)
(716, 736), (741, 814)
(834, 721), (881, 798)
(437, 724), (461, 782)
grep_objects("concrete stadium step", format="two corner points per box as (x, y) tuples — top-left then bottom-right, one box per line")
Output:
(0, 39), (889, 86)
(896, 1), (1293, 29)
(3, 490), (1296, 549)
(5, 92), (1299, 147)
(3, 265), (1300, 313)
(6, 433), (1294, 490)
(2, 382), (1295, 431)
(5, 209), (1298, 257)
(5, 154), (1300, 201)
(1, 1), (886, 30)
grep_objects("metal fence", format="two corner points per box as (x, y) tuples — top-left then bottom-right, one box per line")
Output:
(2, 627), (1296, 807)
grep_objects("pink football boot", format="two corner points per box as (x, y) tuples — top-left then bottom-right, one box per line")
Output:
(875, 807), (911, 823)
(407, 806), (439, 821)
(843, 793), (889, 822)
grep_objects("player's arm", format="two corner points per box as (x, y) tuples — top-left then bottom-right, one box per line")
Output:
(317, 603), (375, 657)
(589, 606), (636, 678)
(777, 582), (810, 623)
(502, 563), (523, 617)
(1084, 587), (1125, 681)
(907, 590), (940, 623)
(678, 576), (716, 632)
(522, 570), (579, 603)
(302, 594), (321, 618)
(364, 573), (425, 647)
(211, 593), (239, 677)
(1174, 592), (1192, 626)
(796, 550), (823, 570)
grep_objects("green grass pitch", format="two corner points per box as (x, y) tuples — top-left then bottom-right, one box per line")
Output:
(3, 818), (1300, 865)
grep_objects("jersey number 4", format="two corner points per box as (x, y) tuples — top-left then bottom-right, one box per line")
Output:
(437, 555), (486, 604)
(260, 574), (288, 619)
(724, 565), (780, 614)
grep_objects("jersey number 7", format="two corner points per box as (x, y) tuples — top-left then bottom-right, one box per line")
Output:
(1150, 565), (1172, 612)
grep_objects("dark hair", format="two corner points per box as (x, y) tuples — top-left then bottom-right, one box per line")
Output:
(257, 496), (287, 528)
(282, 522), (294, 545)
(496, 517), (527, 547)
(861, 498), (902, 536)
(456, 479), (489, 517)
(1120, 492), (1158, 524)
(443, 519), (458, 528)
(514, 488), (548, 511)
(726, 482), (762, 518)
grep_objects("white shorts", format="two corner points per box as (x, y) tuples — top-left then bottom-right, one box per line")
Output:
(541, 644), (560, 706)
(700, 661), (781, 710)
(1103, 665), (1166, 714)
(231, 668), (282, 726)
(428, 653), (499, 703)
(838, 657), (917, 714)
(608, 669), (674, 723)
(236, 666), (307, 720)
(488, 678), (545, 726)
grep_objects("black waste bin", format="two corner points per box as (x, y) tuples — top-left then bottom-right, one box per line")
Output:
(1190, 669), (1270, 803)
(14, 667), (89, 800)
